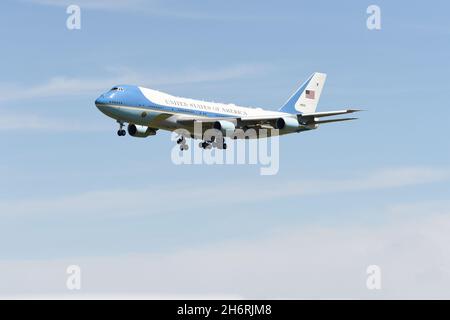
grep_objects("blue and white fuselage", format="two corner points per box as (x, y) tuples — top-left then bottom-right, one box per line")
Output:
(95, 72), (359, 149)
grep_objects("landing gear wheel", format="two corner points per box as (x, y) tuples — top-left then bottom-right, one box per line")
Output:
(116, 121), (126, 136)
(177, 137), (185, 145)
(180, 144), (189, 151)
(222, 143), (227, 150)
(200, 142), (208, 149)
(199, 141), (215, 149)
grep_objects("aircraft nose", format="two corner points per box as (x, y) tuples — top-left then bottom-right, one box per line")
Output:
(95, 94), (105, 105)
(95, 94), (110, 111)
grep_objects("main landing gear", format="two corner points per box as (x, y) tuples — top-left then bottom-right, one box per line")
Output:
(117, 121), (126, 136)
(199, 137), (227, 150)
(199, 141), (213, 149)
(177, 136), (189, 151)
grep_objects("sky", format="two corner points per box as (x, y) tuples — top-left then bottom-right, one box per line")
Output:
(0, 0), (450, 299)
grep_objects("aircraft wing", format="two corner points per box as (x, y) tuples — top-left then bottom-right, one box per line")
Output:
(176, 109), (361, 128)
(176, 115), (281, 129)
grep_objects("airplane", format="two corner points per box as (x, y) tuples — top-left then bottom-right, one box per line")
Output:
(95, 72), (360, 150)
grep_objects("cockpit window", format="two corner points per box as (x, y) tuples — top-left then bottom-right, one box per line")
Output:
(110, 87), (124, 91)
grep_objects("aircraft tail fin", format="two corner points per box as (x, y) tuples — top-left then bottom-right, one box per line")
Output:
(279, 72), (327, 114)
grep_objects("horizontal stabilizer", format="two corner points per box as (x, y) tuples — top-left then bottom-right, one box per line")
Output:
(300, 109), (361, 118)
(313, 117), (358, 124)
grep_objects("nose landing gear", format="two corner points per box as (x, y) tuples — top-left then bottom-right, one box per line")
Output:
(117, 121), (126, 136)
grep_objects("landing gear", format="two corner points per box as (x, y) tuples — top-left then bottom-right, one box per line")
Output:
(177, 136), (185, 145)
(199, 140), (226, 149)
(117, 121), (126, 136)
(199, 141), (213, 149)
(177, 135), (189, 151)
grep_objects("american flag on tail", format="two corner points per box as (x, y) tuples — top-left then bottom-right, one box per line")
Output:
(305, 90), (315, 99)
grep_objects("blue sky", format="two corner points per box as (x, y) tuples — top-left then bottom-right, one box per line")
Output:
(0, 0), (450, 298)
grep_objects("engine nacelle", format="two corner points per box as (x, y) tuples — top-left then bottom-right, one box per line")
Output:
(213, 120), (236, 134)
(275, 117), (299, 131)
(127, 124), (157, 138)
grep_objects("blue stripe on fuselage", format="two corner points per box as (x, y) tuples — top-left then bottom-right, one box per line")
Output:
(98, 84), (236, 118)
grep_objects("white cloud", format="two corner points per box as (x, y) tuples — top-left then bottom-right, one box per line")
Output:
(0, 166), (448, 218)
(0, 64), (267, 103)
(4, 293), (243, 300)
(0, 112), (108, 132)
(281, 166), (450, 195)
(24, 0), (146, 11)
(24, 0), (272, 21)
(0, 166), (449, 298)
(1, 205), (450, 298)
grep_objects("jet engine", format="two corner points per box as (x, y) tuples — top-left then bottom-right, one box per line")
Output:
(127, 124), (157, 138)
(274, 117), (300, 131)
(213, 120), (236, 134)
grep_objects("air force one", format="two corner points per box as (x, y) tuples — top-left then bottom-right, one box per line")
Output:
(95, 72), (360, 150)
